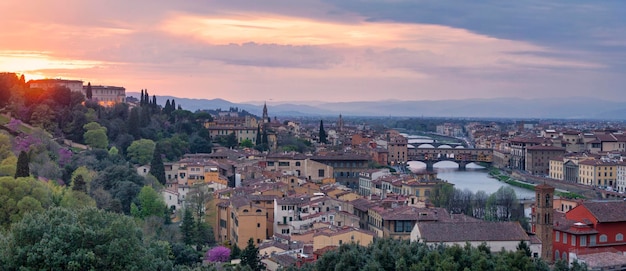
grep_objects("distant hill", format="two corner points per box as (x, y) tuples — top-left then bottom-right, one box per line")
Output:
(127, 92), (626, 119)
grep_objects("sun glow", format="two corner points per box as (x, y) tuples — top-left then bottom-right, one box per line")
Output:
(0, 51), (103, 79)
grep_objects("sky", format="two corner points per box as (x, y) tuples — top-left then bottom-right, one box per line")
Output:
(1, 0), (625, 103)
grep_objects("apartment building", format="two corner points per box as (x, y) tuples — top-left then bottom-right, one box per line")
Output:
(578, 159), (618, 188)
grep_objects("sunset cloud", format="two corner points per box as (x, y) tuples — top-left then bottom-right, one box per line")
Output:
(0, 0), (623, 103)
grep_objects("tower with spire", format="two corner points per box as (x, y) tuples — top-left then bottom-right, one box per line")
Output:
(337, 114), (344, 132)
(262, 102), (269, 123)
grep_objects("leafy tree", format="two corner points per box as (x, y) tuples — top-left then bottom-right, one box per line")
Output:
(0, 207), (173, 270)
(171, 242), (201, 266)
(240, 139), (254, 148)
(150, 143), (166, 185)
(206, 246), (231, 262)
(60, 190), (96, 209)
(90, 165), (144, 214)
(0, 155), (17, 177)
(127, 139), (156, 165)
(14, 151), (29, 178)
(319, 120), (327, 144)
(0, 176), (52, 228)
(240, 238), (263, 271)
(133, 186), (167, 219)
(83, 122), (108, 149)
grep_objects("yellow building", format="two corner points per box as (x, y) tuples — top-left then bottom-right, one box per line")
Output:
(549, 159), (564, 180)
(312, 226), (375, 251)
(578, 159), (618, 188)
(215, 194), (277, 249)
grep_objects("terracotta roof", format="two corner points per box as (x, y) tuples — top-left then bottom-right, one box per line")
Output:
(579, 201), (626, 223)
(526, 145), (565, 151)
(416, 221), (529, 242)
(577, 252), (626, 269)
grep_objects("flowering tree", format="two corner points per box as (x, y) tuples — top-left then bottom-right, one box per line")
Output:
(206, 246), (231, 262)
(57, 148), (72, 167)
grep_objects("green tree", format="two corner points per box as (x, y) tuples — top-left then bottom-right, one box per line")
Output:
(0, 207), (173, 270)
(319, 120), (327, 144)
(127, 139), (156, 165)
(72, 174), (87, 193)
(127, 107), (141, 139)
(240, 139), (254, 148)
(133, 186), (167, 219)
(0, 155), (17, 177)
(516, 241), (531, 257)
(14, 151), (29, 178)
(83, 122), (108, 149)
(181, 208), (196, 246)
(240, 238), (263, 271)
(60, 190), (96, 209)
(0, 176), (52, 228)
(150, 143), (166, 185)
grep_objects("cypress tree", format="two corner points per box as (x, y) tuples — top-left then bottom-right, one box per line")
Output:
(181, 208), (196, 246)
(255, 125), (261, 146)
(152, 95), (157, 110)
(86, 82), (93, 100)
(240, 238), (262, 271)
(177, 104), (182, 110)
(15, 151), (29, 178)
(164, 99), (171, 115)
(140, 89), (145, 106)
(319, 120), (327, 144)
(150, 143), (166, 185)
(171, 99), (176, 111)
(72, 174), (87, 193)
(127, 107), (140, 139)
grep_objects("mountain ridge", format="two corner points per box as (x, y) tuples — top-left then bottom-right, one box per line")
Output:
(126, 92), (626, 120)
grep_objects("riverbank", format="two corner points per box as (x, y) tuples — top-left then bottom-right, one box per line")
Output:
(488, 168), (586, 199)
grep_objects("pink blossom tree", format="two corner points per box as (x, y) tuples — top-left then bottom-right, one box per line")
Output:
(206, 246), (231, 262)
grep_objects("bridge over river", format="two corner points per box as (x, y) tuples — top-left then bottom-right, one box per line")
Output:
(408, 147), (493, 171)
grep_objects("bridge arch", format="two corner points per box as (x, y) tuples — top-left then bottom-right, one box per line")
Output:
(417, 144), (435, 148)
(438, 145), (452, 148)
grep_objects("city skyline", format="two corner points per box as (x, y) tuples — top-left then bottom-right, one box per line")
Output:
(1, 1), (625, 103)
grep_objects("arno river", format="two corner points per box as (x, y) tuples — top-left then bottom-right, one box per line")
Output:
(408, 161), (536, 200)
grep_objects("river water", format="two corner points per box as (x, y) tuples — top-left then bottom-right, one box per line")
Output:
(408, 161), (536, 200)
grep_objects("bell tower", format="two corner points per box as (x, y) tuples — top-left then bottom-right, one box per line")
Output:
(534, 183), (554, 262)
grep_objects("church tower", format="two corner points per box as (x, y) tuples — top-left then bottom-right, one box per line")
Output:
(262, 102), (269, 123)
(533, 183), (554, 262)
(337, 114), (344, 132)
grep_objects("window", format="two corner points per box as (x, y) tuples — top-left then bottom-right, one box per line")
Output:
(257, 223), (261, 228)
(563, 233), (567, 244)
(339, 240), (343, 245)
(295, 162), (301, 166)
(617, 233), (624, 242)
(590, 235), (596, 245)
(318, 169), (325, 177)
(562, 252), (567, 261)
(394, 221), (413, 233)
(600, 234), (608, 243)
(571, 235), (576, 246)
(580, 236), (586, 247)
(556, 231), (560, 242)
(268, 161), (275, 166)
(555, 250), (560, 260)
(279, 162), (289, 167)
